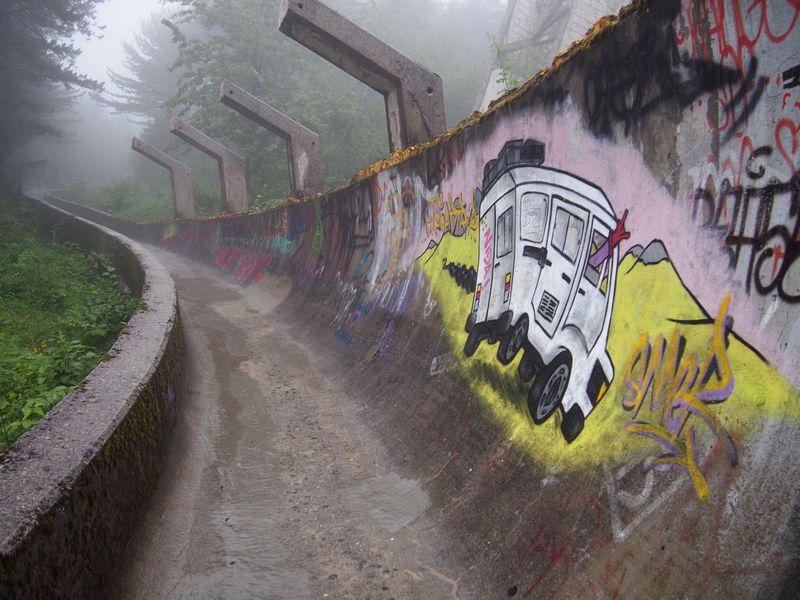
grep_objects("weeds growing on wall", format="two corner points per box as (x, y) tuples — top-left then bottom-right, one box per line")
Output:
(489, 34), (522, 94)
(0, 197), (138, 451)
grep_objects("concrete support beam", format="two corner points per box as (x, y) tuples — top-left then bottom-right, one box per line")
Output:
(168, 117), (249, 213)
(131, 138), (195, 220)
(219, 80), (324, 197)
(279, 0), (446, 151)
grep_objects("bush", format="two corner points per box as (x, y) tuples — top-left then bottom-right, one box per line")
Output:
(63, 180), (174, 223)
(0, 197), (138, 451)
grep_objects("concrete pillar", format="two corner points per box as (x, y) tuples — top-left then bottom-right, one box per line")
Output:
(168, 117), (249, 214)
(279, 0), (446, 151)
(219, 80), (324, 197)
(131, 137), (195, 220)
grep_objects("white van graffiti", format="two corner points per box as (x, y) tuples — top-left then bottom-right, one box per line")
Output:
(464, 139), (629, 442)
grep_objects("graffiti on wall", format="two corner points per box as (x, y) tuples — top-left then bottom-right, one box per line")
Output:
(675, 0), (800, 316)
(157, 0), (800, 527)
(461, 139), (629, 443)
(690, 142), (800, 303)
(622, 293), (737, 500)
(145, 2), (800, 597)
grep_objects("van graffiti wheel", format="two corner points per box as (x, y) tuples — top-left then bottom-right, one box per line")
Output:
(497, 316), (528, 365)
(518, 348), (542, 382)
(464, 328), (482, 357)
(560, 405), (585, 443)
(528, 352), (571, 425)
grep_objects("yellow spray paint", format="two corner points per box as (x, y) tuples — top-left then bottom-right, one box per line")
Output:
(419, 232), (800, 473)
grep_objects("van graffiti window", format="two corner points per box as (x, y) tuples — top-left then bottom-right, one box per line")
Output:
(497, 207), (514, 257)
(584, 230), (608, 285)
(520, 193), (548, 243)
(551, 205), (584, 263)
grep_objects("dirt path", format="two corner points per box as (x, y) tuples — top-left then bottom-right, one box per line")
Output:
(113, 248), (457, 599)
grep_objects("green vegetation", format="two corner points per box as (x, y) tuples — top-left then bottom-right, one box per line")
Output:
(489, 34), (522, 94)
(62, 179), (223, 222)
(0, 198), (138, 451)
(0, 0), (103, 170)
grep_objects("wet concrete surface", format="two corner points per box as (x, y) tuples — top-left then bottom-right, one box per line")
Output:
(114, 248), (456, 599)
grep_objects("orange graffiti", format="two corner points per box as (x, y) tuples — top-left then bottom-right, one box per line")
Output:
(425, 191), (473, 237)
(621, 293), (738, 501)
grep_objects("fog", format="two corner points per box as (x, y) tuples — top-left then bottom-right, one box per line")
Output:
(27, 0), (170, 189)
(75, 0), (168, 86)
(25, 0), (616, 198)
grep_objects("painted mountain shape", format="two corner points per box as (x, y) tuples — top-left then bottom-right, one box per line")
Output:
(418, 230), (800, 465)
(624, 239), (669, 273)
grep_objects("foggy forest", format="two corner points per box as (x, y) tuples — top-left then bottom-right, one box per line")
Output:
(1, 0), (516, 217)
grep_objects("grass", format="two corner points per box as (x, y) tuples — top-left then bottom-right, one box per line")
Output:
(0, 197), (139, 451)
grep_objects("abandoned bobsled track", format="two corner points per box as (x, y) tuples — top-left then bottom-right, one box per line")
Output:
(113, 248), (454, 598)
(3, 0), (800, 597)
(109, 235), (799, 599)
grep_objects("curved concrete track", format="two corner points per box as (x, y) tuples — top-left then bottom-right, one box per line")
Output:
(115, 247), (453, 599)
(113, 240), (800, 599)
(104, 3), (800, 595)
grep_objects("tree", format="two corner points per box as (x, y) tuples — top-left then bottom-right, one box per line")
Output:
(163, 0), (502, 207)
(162, 0), (384, 204)
(0, 0), (104, 173)
(92, 9), (189, 192)
(96, 12), (182, 123)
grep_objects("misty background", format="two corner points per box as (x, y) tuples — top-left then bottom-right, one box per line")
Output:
(3, 0), (626, 219)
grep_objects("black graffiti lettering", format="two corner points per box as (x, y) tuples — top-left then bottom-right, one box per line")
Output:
(783, 64), (800, 90)
(692, 179), (739, 271)
(581, 0), (765, 140)
(753, 226), (800, 302)
(721, 57), (768, 143)
(727, 181), (774, 292)
(692, 186), (715, 227)
(745, 146), (772, 179)
(694, 161), (800, 302)
(583, 35), (743, 137)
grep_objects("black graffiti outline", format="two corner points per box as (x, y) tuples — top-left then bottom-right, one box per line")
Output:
(692, 147), (800, 302)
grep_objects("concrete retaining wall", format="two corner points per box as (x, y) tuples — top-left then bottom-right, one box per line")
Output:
(0, 197), (183, 598)
(73, 0), (799, 596)
(42, 193), (166, 245)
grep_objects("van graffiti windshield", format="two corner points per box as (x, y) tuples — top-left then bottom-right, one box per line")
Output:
(584, 230), (609, 286)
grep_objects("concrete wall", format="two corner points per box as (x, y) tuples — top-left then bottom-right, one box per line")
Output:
(43, 193), (167, 244)
(94, 0), (799, 596)
(0, 197), (183, 598)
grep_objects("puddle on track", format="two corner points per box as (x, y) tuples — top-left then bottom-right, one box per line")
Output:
(340, 473), (430, 534)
